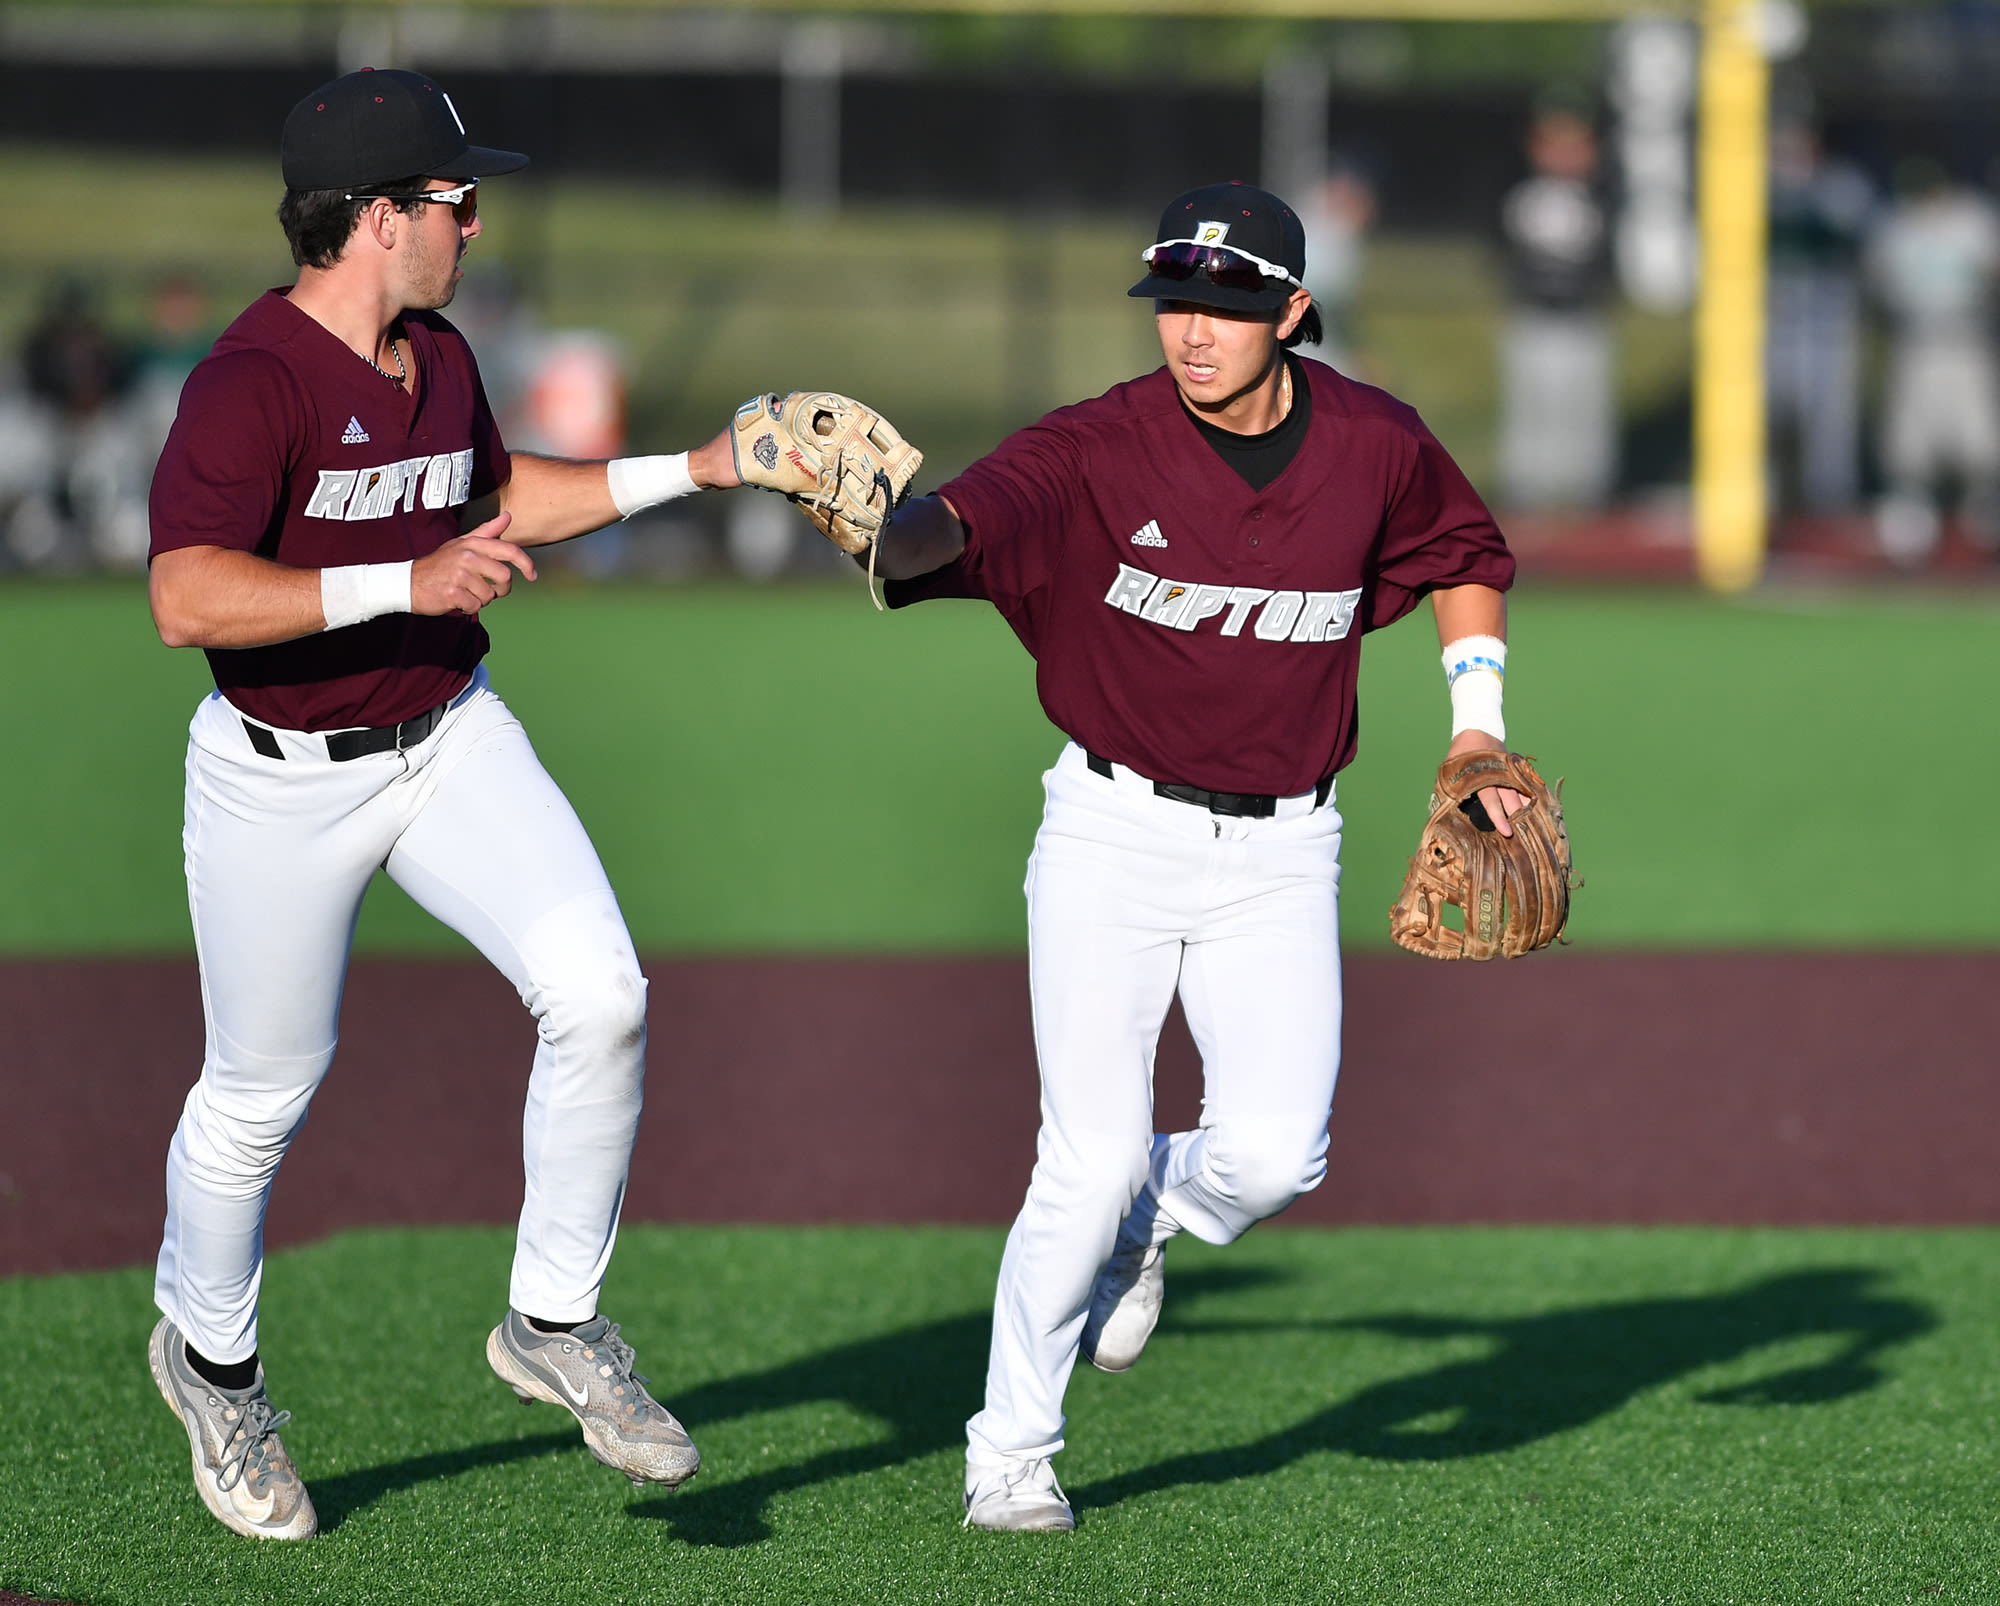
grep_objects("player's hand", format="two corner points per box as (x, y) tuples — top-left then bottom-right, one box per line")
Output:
(689, 424), (742, 489)
(1445, 727), (1527, 839)
(412, 512), (536, 617)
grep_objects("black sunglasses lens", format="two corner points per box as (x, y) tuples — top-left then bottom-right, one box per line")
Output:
(1149, 243), (1270, 291)
(1195, 249), (1270, 290)
(1207, 260), (1268, 290)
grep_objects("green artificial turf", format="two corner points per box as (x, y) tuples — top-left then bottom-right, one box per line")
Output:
(0, 578), (1987, 954)
(1, 1224), (1994, 1603)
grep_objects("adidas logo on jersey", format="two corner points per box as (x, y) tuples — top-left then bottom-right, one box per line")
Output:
(1130, 519), (1169, 548)
(1103, 561), (1361, 644)
(341, 416), (371, 445)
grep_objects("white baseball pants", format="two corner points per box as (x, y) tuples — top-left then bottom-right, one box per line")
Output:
(968, 741), (1344, 1462)
(156, 669), (647, 1364)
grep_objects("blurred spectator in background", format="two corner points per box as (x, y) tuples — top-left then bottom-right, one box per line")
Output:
(8, 277), (139, 569)
(1866, 158), (2000, 566)
(1299, 157), (1377, 377)
(0, 355), (57, 570)
(133, 273), (214, 385)
(23, 276), (128, 421)
(1496, 95), (1616, 510)
(128, 274), (220, 553)
(516, 328), (633, 577)
(1766, 121), (1873, 516)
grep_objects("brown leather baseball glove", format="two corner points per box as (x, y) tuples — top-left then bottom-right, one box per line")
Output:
(1388, 748), (1577, 959)
(730, 390), (923, 558)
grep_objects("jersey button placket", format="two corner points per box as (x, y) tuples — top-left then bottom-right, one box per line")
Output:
(1248, 507), (1263, 547)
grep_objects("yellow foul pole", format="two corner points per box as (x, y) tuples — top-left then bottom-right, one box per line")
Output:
(1693, 0), (1768, 591)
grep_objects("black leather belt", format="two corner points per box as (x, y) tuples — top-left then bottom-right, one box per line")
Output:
(242, 698), (451, 763)
(1086, 750), (1332, 818)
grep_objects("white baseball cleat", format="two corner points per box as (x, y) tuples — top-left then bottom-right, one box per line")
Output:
(147, 1317), (317, 1541)
(486, 1311), (700, 1488)
(1079, 1240), (1165, 1373)
(963, 1453), (1075, 1532)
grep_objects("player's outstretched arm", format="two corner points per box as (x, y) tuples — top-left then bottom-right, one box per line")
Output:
(466, 431), (742, 549)
(1431, 582), (1526, 837)
(150, 512), (535, 649)
(869, 494), (967, 580)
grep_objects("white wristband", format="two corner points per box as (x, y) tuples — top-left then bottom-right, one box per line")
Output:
(320, 561), (413, 632)
(1442, 634), (1507, 742)
(606, 453), (698, 518)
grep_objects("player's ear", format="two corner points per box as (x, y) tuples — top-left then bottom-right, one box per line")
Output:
(359, 197), (398, 252)
(1275, 287), (1314, 343)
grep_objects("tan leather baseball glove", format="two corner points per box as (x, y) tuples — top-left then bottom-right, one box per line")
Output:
(730, 391), (923, 558)
(1388, 749), (1577, 959)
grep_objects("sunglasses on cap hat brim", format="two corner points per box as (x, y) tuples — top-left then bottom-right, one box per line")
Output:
(1142, 239), (1302, 291)
(1125, 240), (1303, 315)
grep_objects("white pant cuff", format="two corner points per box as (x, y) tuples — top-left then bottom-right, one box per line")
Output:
(967, 1427), (1065, 1466)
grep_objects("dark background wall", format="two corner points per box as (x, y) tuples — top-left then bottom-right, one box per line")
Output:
(7, 6), (2000, 227)
(0, 62), (1529, 228)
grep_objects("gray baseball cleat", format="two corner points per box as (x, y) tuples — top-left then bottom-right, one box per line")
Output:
(486, 1311), (700, 1488)
(1079, 1240), (1165, 1373)
(963, 1453), (1075, 1532)
(147, 1316), (317, 1541)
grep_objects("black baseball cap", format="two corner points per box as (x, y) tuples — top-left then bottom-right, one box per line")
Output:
(281, 68), (528, 191)
(1127, 181), (1307, 314)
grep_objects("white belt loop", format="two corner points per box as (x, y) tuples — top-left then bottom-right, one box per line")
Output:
(1274, 783), (1332, 822)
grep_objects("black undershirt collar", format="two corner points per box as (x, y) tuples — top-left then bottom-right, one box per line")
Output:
(1180, 354), (1312, 492)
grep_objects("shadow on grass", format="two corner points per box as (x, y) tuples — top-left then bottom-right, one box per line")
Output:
(315, 1264), (1933, 1540)
(640, 1264), (1934, 1542)
(624, 1310), (983, 1546)
(1073, 1266), (1936, 1512)
(625, 1266), (1286, 1547)
(312, 1431), (577, 1533)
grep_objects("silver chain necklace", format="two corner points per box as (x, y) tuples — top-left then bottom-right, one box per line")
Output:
(361, 337), (407, 387)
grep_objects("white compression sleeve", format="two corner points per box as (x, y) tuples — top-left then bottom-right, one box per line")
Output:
(1442, 634), (1507, 741)
(606, 453), (698, 518)
(320, 561), (413, 632)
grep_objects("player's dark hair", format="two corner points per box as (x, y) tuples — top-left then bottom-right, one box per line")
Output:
(277, 175), (430, 270)
(1281, 300), (1325, 349)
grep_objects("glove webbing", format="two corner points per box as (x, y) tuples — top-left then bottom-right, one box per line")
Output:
(793, 450), (894, 612)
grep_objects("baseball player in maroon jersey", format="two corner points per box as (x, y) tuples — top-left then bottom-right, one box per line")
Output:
(872, 182), (1524, 1531)
(142, 70), (751, 1540)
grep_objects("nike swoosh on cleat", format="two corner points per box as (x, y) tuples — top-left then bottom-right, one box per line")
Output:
(557, 1370), (589, 1407)
(229, 1482), (276, 1522)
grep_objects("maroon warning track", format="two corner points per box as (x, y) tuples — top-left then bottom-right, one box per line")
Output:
(4, 952), (1996, 1278)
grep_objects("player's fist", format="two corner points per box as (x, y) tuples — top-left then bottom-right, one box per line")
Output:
(413, 513), (536, 617)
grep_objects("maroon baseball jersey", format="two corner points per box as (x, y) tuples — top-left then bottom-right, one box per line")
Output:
(148, 289), (509, 731)
(889, 357), (1515, 797)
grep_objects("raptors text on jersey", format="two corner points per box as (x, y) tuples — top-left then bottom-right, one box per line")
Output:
(1103, 561), (1361, 643)
(303, 451), (476, 520)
